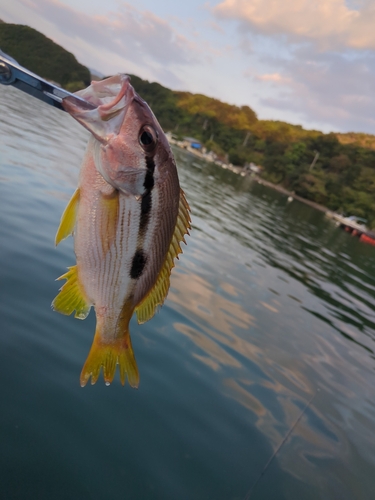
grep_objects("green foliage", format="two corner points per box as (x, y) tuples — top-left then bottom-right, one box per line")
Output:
(129, 74), (375, 228)
(175, 92), (258, 130)
(64, 81), (87, 92)
(296, 173), (328, 205)
(2, 21), (374, 228)
(0, 23), (90, 87)
(205, 139), (226, 157)
(128, 75), (184, 131)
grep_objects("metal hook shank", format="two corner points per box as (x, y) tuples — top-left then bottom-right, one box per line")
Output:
(0, 49), (96, 111)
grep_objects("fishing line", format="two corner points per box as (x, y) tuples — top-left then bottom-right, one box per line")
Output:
(244, 389), (318, 500)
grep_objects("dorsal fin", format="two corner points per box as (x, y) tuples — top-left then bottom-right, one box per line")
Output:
(135, 189), (191, 324)
(55, 188), (80, 246)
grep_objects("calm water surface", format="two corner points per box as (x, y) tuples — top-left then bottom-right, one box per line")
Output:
(1, 86), (375, 500)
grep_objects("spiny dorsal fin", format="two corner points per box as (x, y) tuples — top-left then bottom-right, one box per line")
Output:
(55, 188), (80, 246)
(52, 265), (92, 320)
(135, 189), (191, 324)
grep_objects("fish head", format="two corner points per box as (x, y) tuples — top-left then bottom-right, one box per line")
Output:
(63, 74), (175, 197)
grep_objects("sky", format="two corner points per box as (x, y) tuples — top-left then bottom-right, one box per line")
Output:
(1, 0), (375, 134)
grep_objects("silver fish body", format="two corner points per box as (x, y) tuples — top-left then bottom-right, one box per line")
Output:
(53, 75), (190, 387)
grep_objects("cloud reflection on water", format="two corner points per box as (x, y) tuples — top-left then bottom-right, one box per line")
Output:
(2, 76), (375, 500)
(167, 248), (375, 495)
(169, 267), (317, 424)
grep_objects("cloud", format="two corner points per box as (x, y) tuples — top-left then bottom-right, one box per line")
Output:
(258, 48), (375, 132)
(211, 1), (375, 132)
(3, 0), (375, 133)
(214, 0), (375, 50)
(254, 72), (290, 84)
(17, 0), (199, 68)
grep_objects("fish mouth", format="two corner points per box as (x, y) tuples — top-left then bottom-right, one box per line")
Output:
(62, 74), (136, 143)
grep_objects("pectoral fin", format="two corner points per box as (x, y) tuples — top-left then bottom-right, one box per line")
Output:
(55, 188), (80, 246)
(98, 189), (119, 255)
(135, 189), (191, 324)
(52, 265), (91, 320)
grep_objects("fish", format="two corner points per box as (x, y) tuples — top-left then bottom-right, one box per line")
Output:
(52, 74), (191, 387)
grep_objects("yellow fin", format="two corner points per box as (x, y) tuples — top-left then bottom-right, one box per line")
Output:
(98, 189), (119, 254)
(55, 188), (80, 246)
(52, 265), (91, 320)
(135, 188), (191, 324)
(80, 331), (139, 388)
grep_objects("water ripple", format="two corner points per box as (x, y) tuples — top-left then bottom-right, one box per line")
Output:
(1, 86), (375, 499)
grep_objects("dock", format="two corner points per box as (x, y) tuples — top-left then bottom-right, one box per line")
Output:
(326, 212), (375, 245)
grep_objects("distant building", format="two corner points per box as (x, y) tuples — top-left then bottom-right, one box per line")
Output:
(244, 162), (262, 174)
(183, 137), (202, 149)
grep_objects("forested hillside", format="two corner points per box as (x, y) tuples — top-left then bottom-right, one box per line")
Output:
(130, 75), (375, 228)
(0, 21), (374, 227)
(0, 23), (90, 90)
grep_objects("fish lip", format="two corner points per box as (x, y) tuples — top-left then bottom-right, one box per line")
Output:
(64, 74), (133, 110)
(89, 74), (134, 110)
(62, 74), (136, 143)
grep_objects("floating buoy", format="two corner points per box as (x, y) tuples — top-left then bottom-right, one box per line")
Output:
(360, 234), (375, 246)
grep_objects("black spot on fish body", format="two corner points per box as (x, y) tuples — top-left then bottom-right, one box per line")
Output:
(130, 249), (147, 279)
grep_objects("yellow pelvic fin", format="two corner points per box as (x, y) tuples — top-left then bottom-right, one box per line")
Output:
(98, 189), (119, 255)
(52, 265), (91, 320)
(55, 188), (80, 246)
(80, 331), (139, 388)
(135, 188), (191, 324)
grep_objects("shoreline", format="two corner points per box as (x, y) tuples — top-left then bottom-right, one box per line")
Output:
(171, 141), (329, 213)
(251, 176), (328, 213)
(171, 141), (375, 241)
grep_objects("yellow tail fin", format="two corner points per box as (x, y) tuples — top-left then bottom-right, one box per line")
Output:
(80, 331), (139, 388)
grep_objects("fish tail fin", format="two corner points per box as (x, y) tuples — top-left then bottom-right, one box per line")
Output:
(80, 329), (139, 388)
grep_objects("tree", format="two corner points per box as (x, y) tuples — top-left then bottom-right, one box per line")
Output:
(0, 23), (90, 88)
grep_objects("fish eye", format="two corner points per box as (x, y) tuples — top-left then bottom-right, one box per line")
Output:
(139, 125), (158, 152)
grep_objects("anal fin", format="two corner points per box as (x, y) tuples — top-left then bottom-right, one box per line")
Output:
(52, 265), (91, 319)
(135, 188), (191, 323)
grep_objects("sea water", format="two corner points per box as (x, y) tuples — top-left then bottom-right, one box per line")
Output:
(1, 86), (375, 500)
